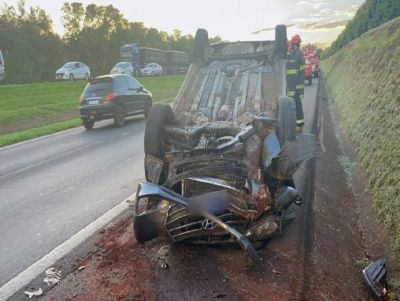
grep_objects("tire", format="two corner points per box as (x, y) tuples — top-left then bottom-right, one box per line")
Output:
(144, 102), (152, 119)
(275, 25), (287, 59)
(82, 119), (94, 130)
(144, 104), (174, 157)
(85, 73), (89, 81)
(277, 96), (297, 145)
(113, 105), (125, 127)
(69, 74), (74, 82)
(193, 28), (209, 64)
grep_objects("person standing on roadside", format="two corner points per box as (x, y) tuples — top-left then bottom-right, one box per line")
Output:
(286, 40), (298, 104)
(291, 34), (305, 132)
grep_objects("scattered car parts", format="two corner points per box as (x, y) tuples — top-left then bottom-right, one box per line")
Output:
(362, 259), (388, 300)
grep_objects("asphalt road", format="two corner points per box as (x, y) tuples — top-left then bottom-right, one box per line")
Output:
(0, 117), (147, 286)
(0, 81), (319, 289)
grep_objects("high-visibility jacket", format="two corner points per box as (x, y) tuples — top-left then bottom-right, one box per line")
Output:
(293, 46), (305, 99)
(286, 52), (298, 98)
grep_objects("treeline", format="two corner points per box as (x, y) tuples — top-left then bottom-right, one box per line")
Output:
(324, 0), (400, 57)
(0, 1), (222, 84)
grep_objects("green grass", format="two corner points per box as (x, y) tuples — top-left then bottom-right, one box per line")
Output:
(0, 75), (184, 146)
(322, 17), (400, 251)
(0, 119), (81, 146)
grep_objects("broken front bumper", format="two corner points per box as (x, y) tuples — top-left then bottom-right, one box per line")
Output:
(133, 181), (300, 268)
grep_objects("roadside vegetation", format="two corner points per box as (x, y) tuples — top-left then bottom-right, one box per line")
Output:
(0, 1), (221, 84)
(0, 75), (184, 146)
(324, 0), (400, 57)
(322, 17), (400, 251)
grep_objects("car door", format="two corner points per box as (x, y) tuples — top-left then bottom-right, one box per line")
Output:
(113, 77), (132, 112)
(124, 77), (147, 113)
(73, 63), (81, 78)
(78, 63), (86, 79)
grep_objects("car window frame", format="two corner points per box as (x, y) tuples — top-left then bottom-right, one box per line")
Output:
(114, 76), (130, 93)
(123, 76), (141, 90)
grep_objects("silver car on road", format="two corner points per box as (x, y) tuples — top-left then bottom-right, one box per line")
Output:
(111, 62), (134, 76)
(0, 50), (5, 82)
(56, 62), (91, 81)
(142, 63), (163, 76)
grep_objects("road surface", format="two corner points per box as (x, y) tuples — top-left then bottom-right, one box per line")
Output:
(0, 117), (147, 286)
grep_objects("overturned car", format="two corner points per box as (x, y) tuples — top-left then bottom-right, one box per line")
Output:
(133, 25), (321, 268)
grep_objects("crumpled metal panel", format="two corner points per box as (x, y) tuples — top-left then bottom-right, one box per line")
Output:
(267, 133), (322, 179)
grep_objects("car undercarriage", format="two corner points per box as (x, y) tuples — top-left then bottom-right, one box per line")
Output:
(133, 25), (321, 268)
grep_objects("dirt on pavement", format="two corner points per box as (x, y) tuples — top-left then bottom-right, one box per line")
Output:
(26, 77), (394, 301)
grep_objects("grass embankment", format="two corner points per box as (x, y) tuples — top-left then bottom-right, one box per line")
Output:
(0, 75), (184, 146)
(323, 17), (400, 250)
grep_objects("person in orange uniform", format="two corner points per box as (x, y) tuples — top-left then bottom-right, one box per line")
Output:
(291, 34), (305, 131)
(286, 40), (298, 104)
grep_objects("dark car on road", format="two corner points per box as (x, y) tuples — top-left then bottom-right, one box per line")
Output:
(79, 74), (152, 129)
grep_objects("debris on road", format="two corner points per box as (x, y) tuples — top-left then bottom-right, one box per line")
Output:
(43, 267), (61, 286)
(24, 288), (43, 298)
(362, 259), (388, 300)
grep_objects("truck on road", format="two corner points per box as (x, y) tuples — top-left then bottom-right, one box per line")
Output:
(120, 44), (189, 76)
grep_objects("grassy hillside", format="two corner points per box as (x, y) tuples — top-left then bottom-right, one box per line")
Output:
(0, 75), (184, 146)
(322, 17), (400, 250)
(324, 0), (400, 57)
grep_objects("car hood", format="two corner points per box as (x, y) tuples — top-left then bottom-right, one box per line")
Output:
(56, 68), (71, 73)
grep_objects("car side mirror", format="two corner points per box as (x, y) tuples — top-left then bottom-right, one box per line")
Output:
(137, 86), (144, 92)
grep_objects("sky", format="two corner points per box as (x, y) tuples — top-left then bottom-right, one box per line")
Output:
(2, 0), (365, 45)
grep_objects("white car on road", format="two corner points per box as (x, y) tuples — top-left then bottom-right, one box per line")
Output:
(142, 63), (163, 76)
(56, 62), (90, 81)
(0, 50), (5, 82)
(111, 62), (134, 76)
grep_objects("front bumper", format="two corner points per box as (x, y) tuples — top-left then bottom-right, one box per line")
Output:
(79, 103), (116, 121)
(133, 181), (301, 269)
(55, 73), (70, 80)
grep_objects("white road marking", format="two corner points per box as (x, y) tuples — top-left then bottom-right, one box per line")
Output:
(0, 193), (134, 300)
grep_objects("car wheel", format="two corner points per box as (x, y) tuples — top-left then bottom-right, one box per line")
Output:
(277, 96), (297, 146)
(144, 104), (174, 158)
(113, 105), (125, 127)
(69, 74), (74, 82)
(83, 119), (94, 130)
(193, 28), (209, 64)
(85, 73), (89, 81)
(144, 103), (152, 118)
(275, 25), (287, 59)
